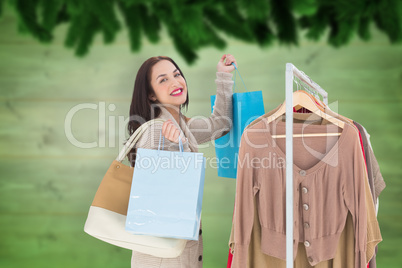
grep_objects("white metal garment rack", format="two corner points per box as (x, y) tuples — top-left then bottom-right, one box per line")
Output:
(285, 63), (329, 268)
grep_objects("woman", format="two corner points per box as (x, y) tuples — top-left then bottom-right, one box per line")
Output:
(126, 54), (237, 267)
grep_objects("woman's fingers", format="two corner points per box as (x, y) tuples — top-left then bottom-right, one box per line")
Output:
(225, 54), (232, 65)
(219, 54), (227, 64)
(162, 120), (184, 144)
(167, 123), (178, 141)
(161, 120), (170, 137)
(225, 54), (237, 67)
(162, 121), (174, 140)
(217, 54), (237, 72)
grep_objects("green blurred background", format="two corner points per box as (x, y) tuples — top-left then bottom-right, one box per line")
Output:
(0, 3), (401, 268)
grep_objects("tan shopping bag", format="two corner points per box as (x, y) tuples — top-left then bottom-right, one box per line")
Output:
(84, 119), (187, 258)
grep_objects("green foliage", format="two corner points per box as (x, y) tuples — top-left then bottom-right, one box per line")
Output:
(373, 0), (402, 43)
(299, 0), (402, 46)
(12, 0), (52, 42)
(39, 0), (63, 32)
(138, 4), (160, 44)
(0, 0), (4, 17)
(271, 0), (297, 45)
(86, 0), (120, 44)
(204, 5), (253, 42)
(117, 1), (142, 51)
(299, 6), (329, 41)
(4, 0), (402, 63)
(292, 0), (318, 16)
(239, 0), (271, 20)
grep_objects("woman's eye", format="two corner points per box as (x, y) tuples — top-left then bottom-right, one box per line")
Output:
(160, 78), (167, 83)
(174, 73), (181, 77)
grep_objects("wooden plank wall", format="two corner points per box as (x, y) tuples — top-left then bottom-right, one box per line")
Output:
(1, 5), (401, 268)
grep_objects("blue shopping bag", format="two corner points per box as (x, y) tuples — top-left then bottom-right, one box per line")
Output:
(125, 134), (206, 240)
(211, 64), (265, 178)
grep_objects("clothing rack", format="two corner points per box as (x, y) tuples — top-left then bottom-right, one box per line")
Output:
(285, 63), (329, 268)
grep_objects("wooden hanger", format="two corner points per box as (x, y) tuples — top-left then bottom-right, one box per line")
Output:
(267, 90), (344, 138)
(298, 90), (326, 109)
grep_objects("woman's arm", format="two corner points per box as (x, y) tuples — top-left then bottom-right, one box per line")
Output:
(135, 120), (190, 151)
(127, 120), (191, 166)
(185, 54), (236, 145)
(186, 71), (234, 145)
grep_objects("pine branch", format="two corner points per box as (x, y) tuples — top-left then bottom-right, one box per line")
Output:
(374, 0), (402, 43)
(13, 0), (52, 42)
(328, 0), (360, 47)
(7, 0), (402, 63)
(64, 1), (85, 48)
(299, 6), (330, 41)
(328, 17), (357, 47)
(355, 0), (378, 41)
(238, 0), (270, 20)
(75, 14), (100, 56)
(292, 0), (318, 16)
(0, 0), (5, 17)
(202, 21), (226, 49)
(172, 5), (206, 47)
(152, 2), (201, 63)
(66, 0), (82, 14)
(123, 0), (158, 5)
(55, 4), (69, 25)
(204, 6), (253, 42)
(85, 0), (120, 44)
(271, 0), (298, 45)
(64, 1), (102, 56)
(171, 31), (198, 64)
(138, 4), (160, 43)
(117, 1), (142, 52)
(39, 0), (63, 32)
(358, 16), (371, 41)
(249, 19), (275, 47)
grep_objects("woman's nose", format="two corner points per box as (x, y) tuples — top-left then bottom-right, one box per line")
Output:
(170, 80), (180, 88)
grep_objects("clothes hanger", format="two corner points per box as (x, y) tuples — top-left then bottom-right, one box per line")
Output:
(298, 88), (326, 109)
(245, 79), (328, 131)
(267, 90), (345, 138)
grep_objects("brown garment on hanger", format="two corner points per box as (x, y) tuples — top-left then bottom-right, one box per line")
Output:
(231, 118), (382, 268)
(228, 108), (384, 268)
(353, 121), (386, 207)
(245, 194), (355, 268)
(353, 122), (386, 268)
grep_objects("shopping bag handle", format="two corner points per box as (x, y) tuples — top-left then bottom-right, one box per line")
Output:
(116, 119), (166, 162)
(232, 62), (248, 93)
(158, 130), (184, 153)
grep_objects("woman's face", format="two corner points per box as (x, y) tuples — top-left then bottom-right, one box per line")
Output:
(149, 60), (187, 108)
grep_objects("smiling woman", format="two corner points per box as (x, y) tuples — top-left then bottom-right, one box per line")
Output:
(127, 56), (190, 142)
(149, 60), (188, 118)
(124, 54), (237, 267)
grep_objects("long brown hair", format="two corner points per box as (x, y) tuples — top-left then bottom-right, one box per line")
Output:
(124, 56), (189, 166)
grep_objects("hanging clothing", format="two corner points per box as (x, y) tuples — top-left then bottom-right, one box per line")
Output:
(227, 107), (385, 268)
(353, 122), (386, 268)
(231, 118), (382, 268)
(354, 121), (386, 208)
(239, 194), (356, 268)
(319, 109), (386, 208)
(314, 108), (386, 268)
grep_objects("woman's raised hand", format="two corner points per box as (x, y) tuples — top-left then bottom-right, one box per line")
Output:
(217, 54), (237, 73)
(162, 120), (186, 144)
